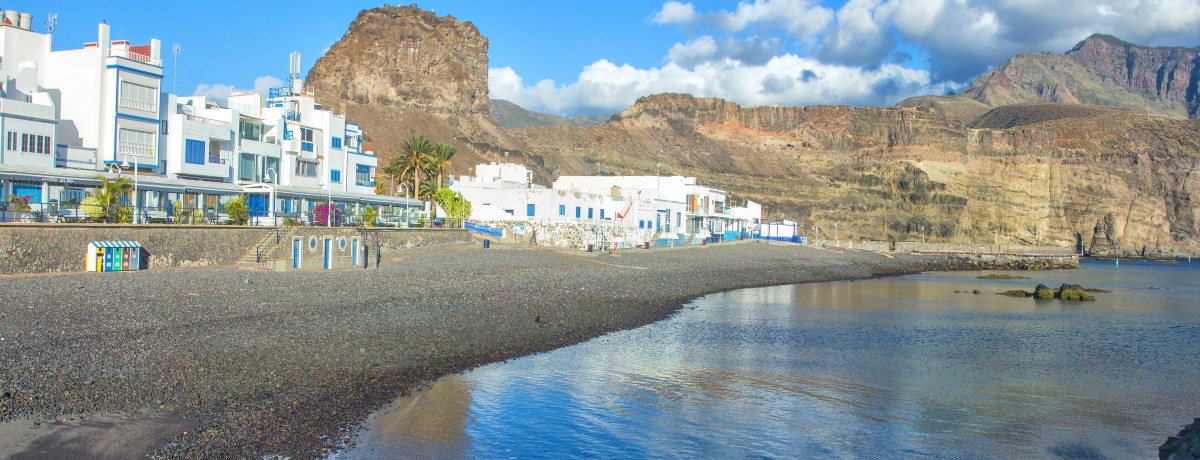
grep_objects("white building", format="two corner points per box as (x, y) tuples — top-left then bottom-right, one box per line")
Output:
(454, 163), (761, 239)
(0, 17), (408, 225)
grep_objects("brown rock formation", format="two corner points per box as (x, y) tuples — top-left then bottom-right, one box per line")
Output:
(305, 4), (526, 179)
(956, 34), (1200, 119)
(516, 94), (1200, 256)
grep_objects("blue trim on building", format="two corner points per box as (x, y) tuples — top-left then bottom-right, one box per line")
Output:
(105, 63), (163, 77)
(114, 113), (162, 124)
(0, 113), (58, 124)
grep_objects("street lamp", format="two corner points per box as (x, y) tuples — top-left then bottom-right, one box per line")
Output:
(121, 151), (140, 224)
(834, 222), (838, 244)
(322, 181), (333, 228)
(920, 225), (926, 244)
(263, 167), (277, 226)
(398, 183), (410, 227)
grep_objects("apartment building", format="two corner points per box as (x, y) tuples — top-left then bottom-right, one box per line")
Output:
(0, 16), (409, 224)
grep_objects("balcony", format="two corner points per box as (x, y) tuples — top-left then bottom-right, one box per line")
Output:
(109, 48), (162, 66)
(285, 110), (301, 122)
(186, 114), (229, 128)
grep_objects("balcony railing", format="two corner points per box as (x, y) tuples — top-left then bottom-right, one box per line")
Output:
(119, 98), (156, 112)
(285, 111), (301, 122)
(301, 141), (314, 153)
(118, 141), (153, 157)
(186, 114), (230, 128)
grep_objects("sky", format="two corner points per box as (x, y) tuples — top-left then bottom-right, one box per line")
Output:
(13, 0), (1200, 116)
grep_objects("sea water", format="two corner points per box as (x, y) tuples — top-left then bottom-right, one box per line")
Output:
(336, 259), (1200, 459)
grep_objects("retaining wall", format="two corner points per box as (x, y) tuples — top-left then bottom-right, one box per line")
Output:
(0, 224), (472, 275)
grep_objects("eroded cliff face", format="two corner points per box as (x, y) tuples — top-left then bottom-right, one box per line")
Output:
(306, 5), (524, 175)
(518, 94), (1200, 256)
(959, 35), (1200, 119)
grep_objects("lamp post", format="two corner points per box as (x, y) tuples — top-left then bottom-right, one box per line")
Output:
(398, 183), (409, 227)
(920, 225), (925, 244)
(263, 167), (277, 226)
(122, 152), (140, 224)
(324, 181), (333, 228)
(834, 222), (838, 244)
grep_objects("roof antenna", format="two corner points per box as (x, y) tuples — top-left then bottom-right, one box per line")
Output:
(45, 12), (57, 33)
(172, 44), (181, 94)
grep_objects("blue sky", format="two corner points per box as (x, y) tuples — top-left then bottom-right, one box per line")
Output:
(14, 1), (1200, 116)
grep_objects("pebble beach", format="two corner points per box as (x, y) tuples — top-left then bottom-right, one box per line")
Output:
(0, 241), (1003, 458)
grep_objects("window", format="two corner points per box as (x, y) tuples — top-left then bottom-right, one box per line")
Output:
(238, 121), (263, 142)
(295, 158), (317, 177)
(575, 207), (581, 218)
(239, 153), (257, 181)
(118, 128), (155, 157)
(264, 157), (280, 182)
(5, 132), (15, 150)
(355, 164), (372, 186)
(600, 209), (606, 219)
(558, 204), (566, 216)
(119, 80), (157, 112)
(12, 134), (52, 154)
(588, 208), (594, 219)
(300, 128), (314, 152)
(331, 137), (342, 150)
(185, 139), (205, 165)
(160, 121), (169, 135)
(21, 134), (27, 152)
(330, 169), (341, 183)
(527, 203), (535, 217)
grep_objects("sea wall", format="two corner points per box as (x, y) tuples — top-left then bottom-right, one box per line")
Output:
(0, 224), (472, 275)
(478, 221), (656, 250)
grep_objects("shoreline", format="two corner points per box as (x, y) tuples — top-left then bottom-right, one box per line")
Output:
(0, 242), (1062, 458)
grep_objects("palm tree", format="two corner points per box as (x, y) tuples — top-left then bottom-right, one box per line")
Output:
(381, 155), (406, 196)
(86, 175), (132, 222)
(399, 134), (433, 202)
(430, 143), (456, 188)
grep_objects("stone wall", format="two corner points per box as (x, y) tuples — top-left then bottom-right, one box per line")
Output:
(478, 221), (656, 250)
(0, 224), (473, 275)
(259, 227), (473, 270)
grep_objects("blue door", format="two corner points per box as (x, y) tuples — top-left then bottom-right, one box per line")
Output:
(292, 238), (301, 269)
(247, 194), (268, 217)
(323, 238), (332, 270)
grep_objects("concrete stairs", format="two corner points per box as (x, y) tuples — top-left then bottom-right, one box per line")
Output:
(236, 228), (289, 265)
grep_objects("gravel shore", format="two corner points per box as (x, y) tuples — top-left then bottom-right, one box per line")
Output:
(0, 241), (994, 458)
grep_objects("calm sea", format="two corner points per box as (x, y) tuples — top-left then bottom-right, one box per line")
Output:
(335, 259), (1200, 459)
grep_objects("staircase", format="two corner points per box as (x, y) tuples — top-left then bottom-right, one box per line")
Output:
(236, 227), (287, 266)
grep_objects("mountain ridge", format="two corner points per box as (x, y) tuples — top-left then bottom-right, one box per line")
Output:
(304, 7), (1200, 255)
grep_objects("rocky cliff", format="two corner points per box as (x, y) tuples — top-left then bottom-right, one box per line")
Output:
(516, 93), (1200, 256)
(306, 5), (525, 175)
(956, 34), (1200, 119)
(305, 8), (1199, 256)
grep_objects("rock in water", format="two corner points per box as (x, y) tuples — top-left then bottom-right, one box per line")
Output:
(1057, 283), (1096, 301)
(1033, 284), (1056, 300)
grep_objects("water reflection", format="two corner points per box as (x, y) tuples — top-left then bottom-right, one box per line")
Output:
(339, 260), (1200, 459)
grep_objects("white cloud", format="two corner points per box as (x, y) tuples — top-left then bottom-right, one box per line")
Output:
(193, 75), (285, 101)
(652, 1), (698, 24)
(490, 55), (950, 116)
(193, 83), (233, 100)
(820, 0), (895, 66)
(653, 0), (833, 39)
(666, 35), (778, 67)
(252, 76), (285, 95)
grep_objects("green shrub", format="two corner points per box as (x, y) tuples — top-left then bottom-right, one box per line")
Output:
(362, 206), (378, 227)
(223, 196), (249, 225)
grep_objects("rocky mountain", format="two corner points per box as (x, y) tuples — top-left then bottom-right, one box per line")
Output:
(306, 6), (1198, 256)
(947, 34), (1200, 119)
(490, 99), (609, 130)
(514, 93), (1200, 256)
(306, 4), (525, 177)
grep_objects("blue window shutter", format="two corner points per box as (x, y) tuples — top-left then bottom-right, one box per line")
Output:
(588, 208), (593, 219)
(575, 207), (581, 218)
(527, 203), (535, 217)
(558, 204), (565, 215)
(185, 139), (204, 165)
